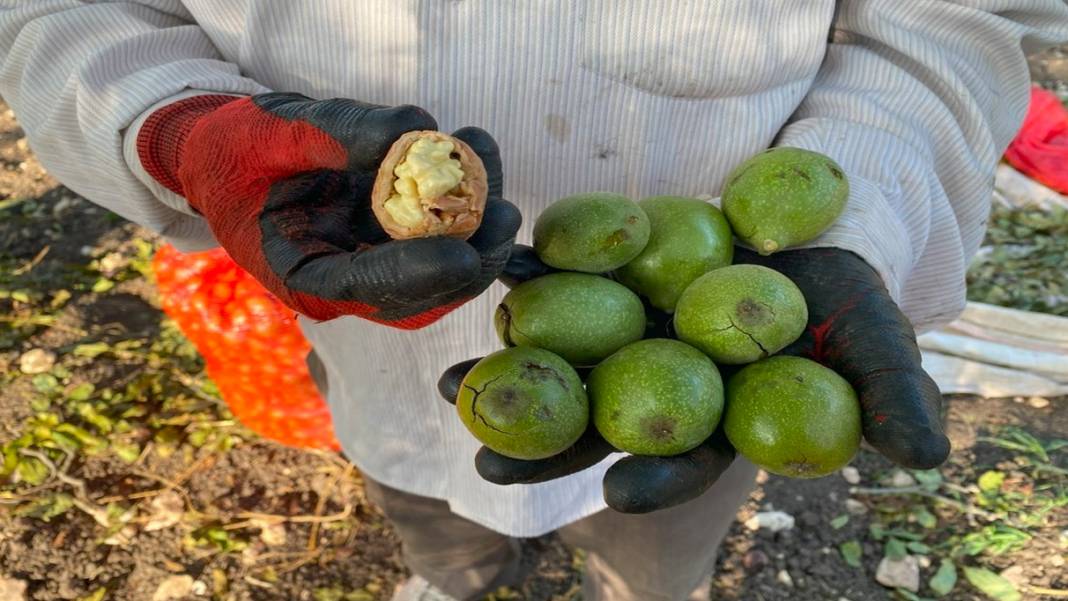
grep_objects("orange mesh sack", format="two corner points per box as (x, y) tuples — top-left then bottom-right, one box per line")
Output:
(152, 243), (340, 451)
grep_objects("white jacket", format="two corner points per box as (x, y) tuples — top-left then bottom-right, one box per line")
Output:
(2, 1), (1065, 537)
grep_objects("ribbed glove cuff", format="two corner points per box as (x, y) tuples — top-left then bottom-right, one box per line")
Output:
(136, 94), (240, 199)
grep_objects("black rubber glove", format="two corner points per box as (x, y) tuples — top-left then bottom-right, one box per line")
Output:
(137, 92), (520, 328)
(439, 245), (950, 514)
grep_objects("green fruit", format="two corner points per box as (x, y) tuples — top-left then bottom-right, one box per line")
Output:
(722, 147), (848, 255)
(533, 192), (651, 272)
(673, 264), (807, 364)
(589, 339), (723, 456)
(724, 356), (860, 478)
(496, 273), (645, 366)
(456, 347), (588, 460)
(614, 196), (734, 312)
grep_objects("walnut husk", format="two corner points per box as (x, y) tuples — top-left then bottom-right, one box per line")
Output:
(371, 130), (488, 240)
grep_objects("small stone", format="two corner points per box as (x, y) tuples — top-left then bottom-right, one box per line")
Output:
(828, 491), (838, 502)
(845, 499), (868, 515)
(776, 569), (794, 588)
(875, 556), (920, 592)
(1050, 555), (1066, 568)
(254, 519), (287, 547)
(80, 246), (94, 257)
(917, 555), (931, 569)
(745, 511), (796, 533)
(0, 577), (28, 601)
(743, 550), (769, 572)
(19, 348), (55, 374)
(52, 196), (76, 217)
(144, 491), (184, 532)
(999, 566), (1027, 588)
(885, 470), (916, 488)
(795, 495), (804, 502)
(798, 511), (819, 528)
(756, 470), (769, 484)
(841, 466), (861, 484)
(838, 598), (853, 601)
(97, 252), (126, 276)
(153, 575), (194, 601)
(1028, 396), (1050, 409)
(1013, 396), (1026, 403)
(191, 581), (208, 596)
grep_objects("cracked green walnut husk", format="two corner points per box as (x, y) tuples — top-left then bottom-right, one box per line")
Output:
(673, 264), (808, 364)
(456, 346), (588, 460)
(725, 356), (860, 478)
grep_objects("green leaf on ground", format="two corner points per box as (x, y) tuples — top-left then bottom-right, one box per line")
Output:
(830, 515), (849, 529)
(78, 588), (107, 601)
(929, 560), (957, 597)
(886, 538), (908, 560)
(912, 505), (938, 529)
(907, 541), (931, 554)
(67, 382), (94, 401)
(913, 469), (943, 491)
(962, 566), (1021, 601)
(978, 471), (1005, 494)
(13, 493), (74, 521)
(73, 342), (110, 358)
(840, 540), (862, 568)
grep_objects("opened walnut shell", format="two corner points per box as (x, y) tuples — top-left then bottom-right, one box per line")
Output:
(371, 130), (488, 240)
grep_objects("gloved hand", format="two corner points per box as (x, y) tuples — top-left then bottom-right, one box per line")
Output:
(137, 92), (520, 329)
(439, 244), (950, 513)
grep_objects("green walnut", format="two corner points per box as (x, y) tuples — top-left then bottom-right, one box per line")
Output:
(589, 339), (724, 457)
(495, 273), (646, 367)
(614, 195), (734, 312)
(533, 192), (651, 273)
(456, 347), (588, 460)
(673, 264), (808, 364)
(724, 356), (861, 478)
(722, 147), (848, 255)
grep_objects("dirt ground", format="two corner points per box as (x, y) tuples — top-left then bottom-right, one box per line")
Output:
(2, 50), (1067, 601)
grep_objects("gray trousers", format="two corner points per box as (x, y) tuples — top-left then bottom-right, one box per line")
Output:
(362, 459), (758, 601)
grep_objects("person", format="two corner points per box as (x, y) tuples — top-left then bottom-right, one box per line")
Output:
(2, 3), (1066, 600)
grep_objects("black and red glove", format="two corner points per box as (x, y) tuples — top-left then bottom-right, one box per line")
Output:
(440, 245), (950, 513)
(137, 92), (520, 329)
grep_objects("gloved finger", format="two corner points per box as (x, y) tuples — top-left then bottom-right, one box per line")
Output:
(253, 95), (438, 173)
(475, 426), (616, 485)
(603, 428), (736, 514)
(285, 237), (480, 306)
(500, 244), (557, 288)
(450, 126), (503, 198)
(465, 198), (522, 260)
(438, 357), (484, 405)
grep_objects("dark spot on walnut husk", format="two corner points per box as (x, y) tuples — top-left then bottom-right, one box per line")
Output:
(641, 415), (677, 442)
(828, 163), (844, 180)
(735, 298), (774, 327)
(601, 228), (629, 249)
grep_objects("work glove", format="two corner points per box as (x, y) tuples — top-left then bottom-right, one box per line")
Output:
(439, 245), (950, 513)
(137, 92), (520, 329)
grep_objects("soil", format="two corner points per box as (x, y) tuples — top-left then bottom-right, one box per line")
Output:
(2, 46), (1067, 601)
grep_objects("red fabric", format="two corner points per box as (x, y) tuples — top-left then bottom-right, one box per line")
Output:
(152, 243), (341, 451)
(1005, 86), (1068, 194)
(137, 96), (461, 328)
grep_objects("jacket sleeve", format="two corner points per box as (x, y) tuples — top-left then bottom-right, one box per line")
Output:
(0, 1), (269, 251)
(775, 0), (1068, 334)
